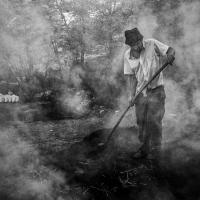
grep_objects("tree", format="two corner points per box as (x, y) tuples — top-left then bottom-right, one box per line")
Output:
(92, 0), (141, 57)
(0, 0), (61, 99)
(41, 0), (96, 67)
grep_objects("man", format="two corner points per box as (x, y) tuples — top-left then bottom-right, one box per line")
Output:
(124, 28), (175, 159)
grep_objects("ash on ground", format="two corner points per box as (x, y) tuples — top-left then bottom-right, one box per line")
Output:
(52, 126), (200, 200)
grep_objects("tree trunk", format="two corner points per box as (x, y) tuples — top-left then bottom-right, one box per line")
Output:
(80, 23), (86, 67)
(108, 31), (113, 58)
(80, 42), (85, 66)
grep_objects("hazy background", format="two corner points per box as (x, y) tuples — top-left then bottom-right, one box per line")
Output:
(0, 0), (200, 199)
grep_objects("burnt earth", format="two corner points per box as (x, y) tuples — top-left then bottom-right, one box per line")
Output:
(2, 104), (200, 200)
(53, 127), (200, 200)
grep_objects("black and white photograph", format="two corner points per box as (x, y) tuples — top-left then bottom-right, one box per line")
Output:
(0, 0), (199, 199)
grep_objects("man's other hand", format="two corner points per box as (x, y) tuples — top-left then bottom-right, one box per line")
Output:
(166, 47), (175, 64)
(167, 53), (175, 64)
(129, 97), (135, 107)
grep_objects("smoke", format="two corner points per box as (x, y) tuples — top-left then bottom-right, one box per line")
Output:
(166, 2), (200, 73)
(137, 8), (159, 39)
(103, 6), (159, 134)
(60, 86), (91, 117)
(160, 2), (200, 141)
(1, 2), (52, 70)
(1, 0), (200, 197)
(69, 67), (85, 87)
(163, 79), (189, 140)
(0, 128), (66, 200)
(104, 1), (200, 159)
(0, 2), (70, 199)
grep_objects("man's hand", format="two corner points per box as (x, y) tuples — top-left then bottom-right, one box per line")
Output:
(166, 47), (175, 64)
(129, 97), (135, 107)
(167, 53), (175, 64)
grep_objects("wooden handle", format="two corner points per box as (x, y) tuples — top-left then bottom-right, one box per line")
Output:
(104, 62), (170, 145)
(106, 105), (131, 143)
(131, 61), (169, 103)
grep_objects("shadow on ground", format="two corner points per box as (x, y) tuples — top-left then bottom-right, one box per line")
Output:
(1, 104), (200, 200)
(51, 126), (200, 200)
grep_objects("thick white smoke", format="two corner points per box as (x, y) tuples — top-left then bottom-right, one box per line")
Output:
(0, 128), (66, 200)
(106, 1), (200, 155)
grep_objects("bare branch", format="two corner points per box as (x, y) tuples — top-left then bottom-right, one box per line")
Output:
(55, 0), (68, 27)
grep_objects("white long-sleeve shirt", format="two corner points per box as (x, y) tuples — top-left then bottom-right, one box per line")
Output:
(124, 39), (169, 93)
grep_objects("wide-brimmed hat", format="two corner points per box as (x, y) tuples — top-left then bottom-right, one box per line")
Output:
(125, 28), (143, 46)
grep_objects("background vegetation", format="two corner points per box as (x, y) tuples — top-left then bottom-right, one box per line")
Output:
(0, 0), (199, 117)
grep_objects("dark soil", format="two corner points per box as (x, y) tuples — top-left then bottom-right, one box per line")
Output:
(52, 127), (200, 200)
(1, 103), (200, 200)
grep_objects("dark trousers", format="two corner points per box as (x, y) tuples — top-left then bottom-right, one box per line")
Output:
(135, 85), (166, 153)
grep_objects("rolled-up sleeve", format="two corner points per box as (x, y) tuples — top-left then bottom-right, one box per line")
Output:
(153, 39), (169, 56)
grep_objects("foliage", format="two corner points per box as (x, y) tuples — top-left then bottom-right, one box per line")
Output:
(92, 0), (141, 57)
(0, 0), (199, 112)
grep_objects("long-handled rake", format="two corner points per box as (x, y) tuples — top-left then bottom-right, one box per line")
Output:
(98, 61), (171, 147)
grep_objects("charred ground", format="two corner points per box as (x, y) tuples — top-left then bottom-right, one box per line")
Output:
(1, 103), (200, 200)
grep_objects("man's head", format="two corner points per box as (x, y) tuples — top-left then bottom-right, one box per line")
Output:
(125, 28), (143, 53)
